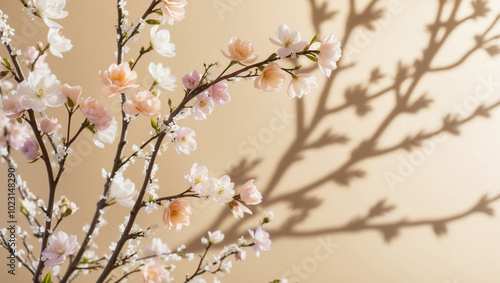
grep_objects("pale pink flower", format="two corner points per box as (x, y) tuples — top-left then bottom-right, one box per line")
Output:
(235, 248), (246, 261)
(34, 0), (68, 29)
(109, 175), (137, 207)
(41, 231), (78, 269)
(150, 26), (176, 58)
(99, 62), (138, 97)
(201, 230), (224, 247)
(141, 260), (171, 283)
(0, 118), (31, 150)
(310, 33), (342, 77)
(162, 199), (192, 231)
(239, 179), (262, 205)
(1, 95), (24, 118)
(248, 225), (271, 257)
(80, 98), (113, 131)
(209, 82), (230, 105)
(48, 28), (72, 58)
(254, 62), (286, 92)
(60, 84), (82, 105)
(182, 70), (201, 90)
(40, 117), (59, 133)
(192, 91), (214, 121)
(24, 46), (51, 75)
(269, 24), (308, 58)
(161, 0), (187, 25)
(221, 37), (258, 65)
(143, 238), (171, 257)
(21, 138), (40, 160)
(17, 72), (65, 111)
(55, 196), (79, 218)
(174, 127), (196, 154)
(24, 46), (38, 62)
(94, 117), (117, 148)
(205, 175), (235, 203)
(288, 73), (318, 99)
(123, 88), (162, 117)
(184, 162), (209, 189)
(229, 200), (252, 219)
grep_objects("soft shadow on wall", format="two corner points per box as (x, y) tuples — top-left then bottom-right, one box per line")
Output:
(186, 0), (500, 249)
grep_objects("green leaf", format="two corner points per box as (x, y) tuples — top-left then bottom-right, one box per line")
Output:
(42, 272), (51, 283)
(266, 53), (278, 61)
(0, 70), (9, 79)
(150, 118), (157, 130)
(168, 98), (172, 108)
(87, 125), (96, 134)
(305, 54), (318, 62)
(258, 65), (265, 72)
(1, 58), (11, 69)
(16, 117), (23, 124)
(67, 97), (74, 108)
(146, 19), (161, 25)
(152, 8), (163, 16)
(310, 34), (319, 45)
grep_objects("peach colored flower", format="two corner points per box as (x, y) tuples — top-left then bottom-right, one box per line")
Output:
(221, 37), (258, 65)
(141, 260), (171, 283)
(162, 199), (192, 231)
(310, 33), (342, 77)
(123, 88), (162, 117)
(254, 62), (286, 92)
(161, 0), (187, 25)
(60, 84), (82, 105)
(229, 200), (252, 219)
(41, 231), (78, 269)
(239, 179), (262, 205)
(80, 97), (113, 131)
(1, 95), (24, 119)
(99, 62), (138, 97)
(40, 117), (59, 133)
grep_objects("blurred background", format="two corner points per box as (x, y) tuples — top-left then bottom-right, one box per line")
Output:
(2, 0), (500, 282)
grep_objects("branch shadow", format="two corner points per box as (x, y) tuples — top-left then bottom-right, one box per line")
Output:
(186, 0), (500, 250)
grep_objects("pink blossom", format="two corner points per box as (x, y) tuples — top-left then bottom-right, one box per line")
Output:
(235, 248), (246, 261)
(229, 200), (252, 219)
(1, 95), (24, 118)
(209, 82), (230, 105)
(40, 117), (59, 133)
(60, 83), (82, 105)
(248, 225), (271, 257)
(182, 70), (201, 90)
(288, 73), (318, 99)
(141, 260), (171, 283)
(41, 231), (78, 269)
(20, 138), (40, 160)
(269, 24), (308, 58)
(80, 97), (113, 131)
(162, 199), (192, 231)
(55, 196), (79, 218)
(221, 37), (258, 65)
(24, 46), (51, 75)
(123, 88), (162, 117)
(0, 114), (31, 150)
(161, 0), (187, 25)
(254, 62), (286, 92)
(143, 238), (171, 257)
(174, 127), (196, 154)
(239, 179), (262, 205)
(184, 162), (209, 189)
(205, 175), (235, 203)
(192, 91), (214, 121)
(310, 33), (342, 77)
(99, 62), (138, 97)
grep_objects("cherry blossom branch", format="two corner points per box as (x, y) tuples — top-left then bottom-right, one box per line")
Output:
(0, 231), (35, 275)
(185, 245), (211, 282)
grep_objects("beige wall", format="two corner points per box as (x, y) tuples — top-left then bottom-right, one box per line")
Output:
(2, 0), (500, 282)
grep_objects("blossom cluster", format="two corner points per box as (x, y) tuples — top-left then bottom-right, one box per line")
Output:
(0, 0), (342, 282)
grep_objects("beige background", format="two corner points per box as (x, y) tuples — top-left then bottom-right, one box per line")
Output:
(2, 0), (500, 282)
